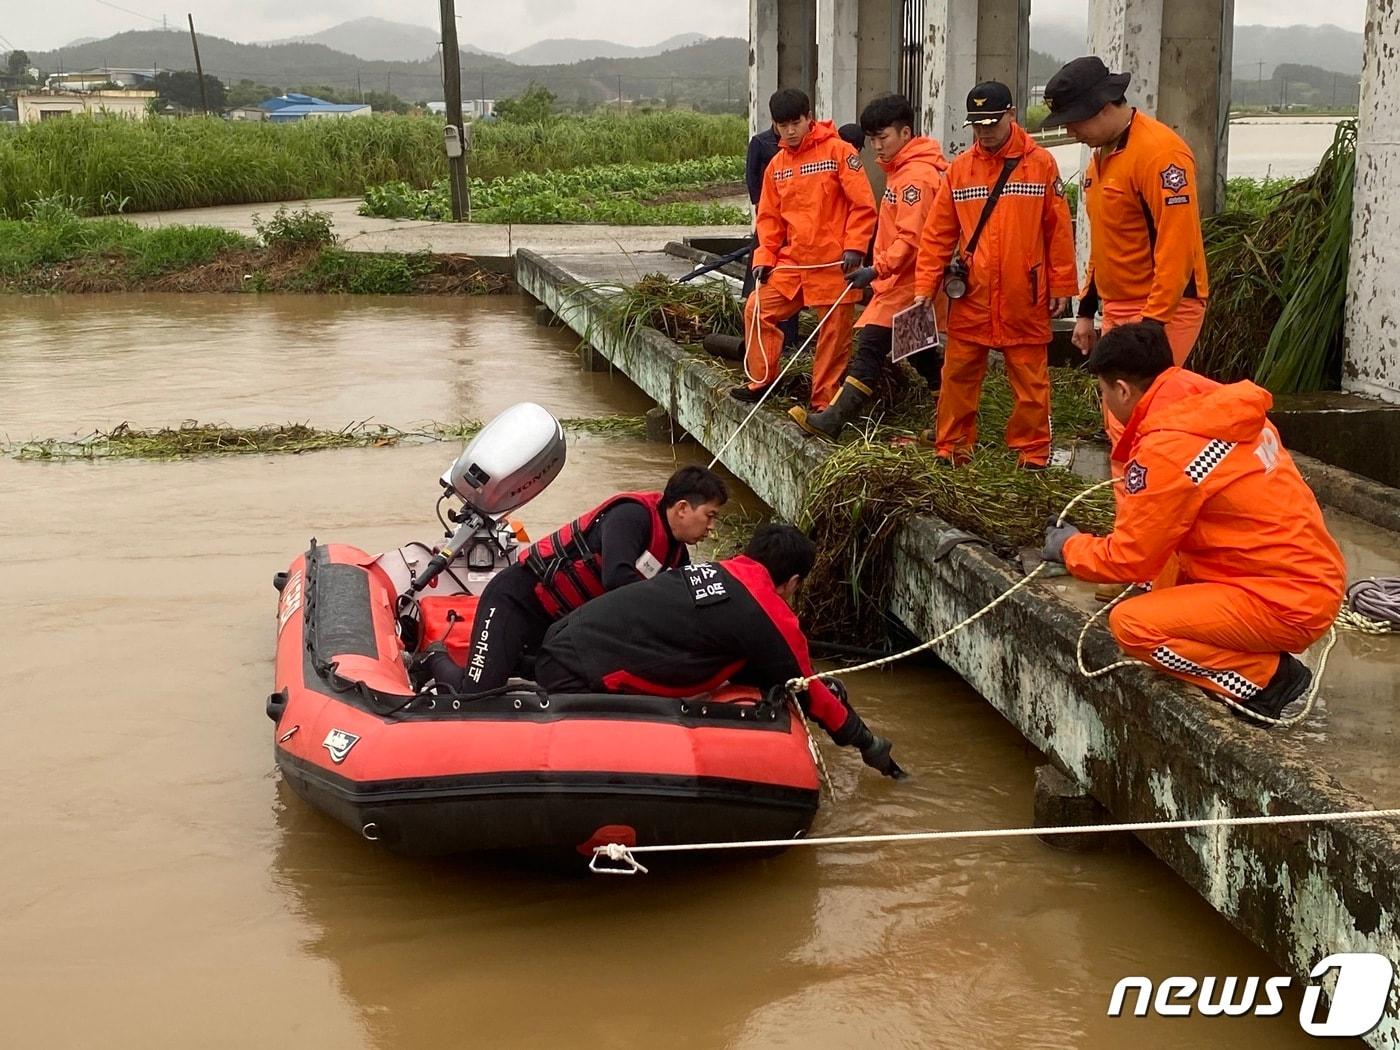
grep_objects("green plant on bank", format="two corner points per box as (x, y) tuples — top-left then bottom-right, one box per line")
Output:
(1193, 121), (1356, 391)
(295, 249), (432, 294)
(252, 205), (336, 250)
(0, 112), (746, 218)
(585, 273), (745, 345)
(7, 416), (650, 461)
(361, 156), (748, 224)
(0, 194), (251, 277)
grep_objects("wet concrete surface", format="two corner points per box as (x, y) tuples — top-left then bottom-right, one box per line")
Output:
(0, 292), (1337, 1048)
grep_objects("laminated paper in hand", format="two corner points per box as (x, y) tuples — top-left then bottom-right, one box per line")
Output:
(892, 301), (941, 364)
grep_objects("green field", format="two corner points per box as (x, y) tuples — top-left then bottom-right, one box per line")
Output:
(0, 111), (747, 218)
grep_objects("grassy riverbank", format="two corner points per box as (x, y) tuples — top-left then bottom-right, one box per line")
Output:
(0, 201), (506, 295)
(0, 112), (746, 218)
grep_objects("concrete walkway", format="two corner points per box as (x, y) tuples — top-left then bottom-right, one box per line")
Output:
(125, 197), (750, 258)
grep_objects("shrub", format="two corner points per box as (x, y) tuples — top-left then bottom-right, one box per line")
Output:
(252, 205), (336, 250)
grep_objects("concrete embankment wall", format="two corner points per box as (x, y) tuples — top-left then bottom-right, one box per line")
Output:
(516, 248), (1400, 1046)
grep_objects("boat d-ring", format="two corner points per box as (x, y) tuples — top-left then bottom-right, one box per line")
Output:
(513, 697), (523, 710)
(538, 697), (550, 710)
(278, 725), (300, 743)
(452, 699), (461, 710)
(362, 822), (380, 841)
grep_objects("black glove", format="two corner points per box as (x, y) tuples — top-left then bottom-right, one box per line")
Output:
(1042, 517), (1081, 563)
(753, 264), (772, 285)
(848, 265), (877, 290)
(840, 250), (864, 274)
(859, 733), (905, 778)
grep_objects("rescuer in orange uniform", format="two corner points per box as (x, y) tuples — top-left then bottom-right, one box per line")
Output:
(789, 93), (948, 440)
(1042, 56), (1210, 452)
(913, 82), (1078, 468)
(736, 88), (878, 413)
(1041, 323), (1345, 723)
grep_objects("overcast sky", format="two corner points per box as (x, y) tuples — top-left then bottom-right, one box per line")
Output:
(1, 0), (1369, 56)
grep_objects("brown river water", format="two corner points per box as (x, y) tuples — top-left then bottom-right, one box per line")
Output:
(0, 294), (1326, 1047)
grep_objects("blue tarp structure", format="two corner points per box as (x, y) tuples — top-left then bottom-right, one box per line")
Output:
(259, 92), (369, 122)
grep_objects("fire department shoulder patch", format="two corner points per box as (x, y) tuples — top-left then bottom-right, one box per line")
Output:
(1159, 163), (1188, 192)
(1124, 459), (1149, 494)
(1053, 176), (1065, 197)
(902, 184), (921, 205)
(846, 154), (863, 171)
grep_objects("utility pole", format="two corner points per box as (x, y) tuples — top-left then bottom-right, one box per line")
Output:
(480, 71), (486, 117)
(438, 0), (467, 221)
(617, 74), (623, 110)
(187, 14), (209, 115)
(357, 70), (363, 102)
(1331, 72), (1338, 108)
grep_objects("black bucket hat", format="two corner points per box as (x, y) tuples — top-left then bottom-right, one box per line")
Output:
(1042, 56), (1132, 128)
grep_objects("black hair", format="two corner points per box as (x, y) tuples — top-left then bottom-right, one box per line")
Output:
(838, 123), (865, 150)
(744, 523), (816, 584)
(662, 464), (729, 510)
(769, 88), (811, 123)
(859, 93), (916, 136)
(1085, 321), (1173, 386)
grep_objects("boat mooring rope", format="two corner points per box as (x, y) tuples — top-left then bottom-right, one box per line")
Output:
(589, 807), (1400, 875)
(1337, 576), (1400, 634)
(707, 263), (855, 470)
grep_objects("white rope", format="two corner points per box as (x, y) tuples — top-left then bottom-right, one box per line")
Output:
(589, 808), (1400, 873)
(1336, 607), (1397, 635)
(784, 478), (1118, 687)
(708, 273), (856, 470)
(742, 260), (847, 386)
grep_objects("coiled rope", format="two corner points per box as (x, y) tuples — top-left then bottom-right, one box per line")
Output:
(1337, 576), (1400, 635)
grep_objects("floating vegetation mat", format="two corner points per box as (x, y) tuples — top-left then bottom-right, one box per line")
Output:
(799, 436), (1116, 641)
(585, 272), (744, 346)
(7, 415), (648, 461)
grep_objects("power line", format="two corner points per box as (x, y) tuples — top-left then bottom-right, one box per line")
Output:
(93, 0), (164, 24)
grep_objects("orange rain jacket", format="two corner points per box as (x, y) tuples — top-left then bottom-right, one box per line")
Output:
(1063, 368), (1345, 629)
(753, 120), (878, 305)
(858, 136), (948, 328)
(914, 123), (1077, 347)
(1079, 109), (1210, 324)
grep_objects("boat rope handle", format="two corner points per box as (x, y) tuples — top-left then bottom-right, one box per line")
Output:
(588, 808), (1400, 875)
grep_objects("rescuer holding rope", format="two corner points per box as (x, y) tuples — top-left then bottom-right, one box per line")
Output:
(1041, 323), (1345, 722)
(735, 88), (877, 413)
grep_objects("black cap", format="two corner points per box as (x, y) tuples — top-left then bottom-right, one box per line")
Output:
(838, 123), (865, 151)
(964, 82), (1013, 126)
(1042, 56), (1132, 128)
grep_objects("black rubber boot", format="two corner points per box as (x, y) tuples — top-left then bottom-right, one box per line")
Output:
(702, 333), (745, 361)
(1232, 653), (1312, 726)
(789, 377), (872, 440)
(729, 383), (772, 404)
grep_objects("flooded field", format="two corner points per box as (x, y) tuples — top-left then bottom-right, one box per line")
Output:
(0, 293), (1330, 1048)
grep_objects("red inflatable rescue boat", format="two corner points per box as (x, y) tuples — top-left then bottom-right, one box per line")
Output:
(267, 404), (820, 857)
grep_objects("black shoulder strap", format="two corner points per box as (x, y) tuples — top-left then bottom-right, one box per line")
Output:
(964, 155), (1021, 260)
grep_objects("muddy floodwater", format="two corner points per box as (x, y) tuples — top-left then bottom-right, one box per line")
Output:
(0, 294), (1326, 1048)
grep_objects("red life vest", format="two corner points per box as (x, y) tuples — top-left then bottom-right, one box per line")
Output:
(519, 491), (682, 619)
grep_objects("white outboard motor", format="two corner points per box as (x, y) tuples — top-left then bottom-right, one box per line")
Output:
(408, 403), (566, 596)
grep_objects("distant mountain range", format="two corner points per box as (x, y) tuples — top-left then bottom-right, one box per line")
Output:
(263, 18), (709, 67)
(23, 20), (1362, 110)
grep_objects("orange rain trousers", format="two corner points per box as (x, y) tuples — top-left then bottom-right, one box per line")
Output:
(1108, 581), (1331, 702)
(934, 337), (1050, 467)
(1100, 296), (1207, 454)
(743, 283), (854, 411)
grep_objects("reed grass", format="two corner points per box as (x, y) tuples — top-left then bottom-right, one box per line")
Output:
(0, 112), (746, 218)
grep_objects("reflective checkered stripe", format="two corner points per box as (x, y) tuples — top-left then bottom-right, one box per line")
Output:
(1184, 439), (1236, 484)
(883, 188), (898, 205)
(773, 168), (795, 181)
(1003, 182), (1046, 197)
(1151, 646), (1262, 698)
(799, 160), (839, 176)
(951, 186), (990, 202)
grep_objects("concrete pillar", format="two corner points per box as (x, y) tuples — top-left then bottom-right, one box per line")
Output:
(1158, 0), (1233, 215)
(1033, 764), (1136, 852)
(1083, 0), (1231, 213)
(1343, 0), (1400, 405)
(921, 0), (1029, 157)
(749, 0), (817, 137)
(816, 0), (900, 126)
